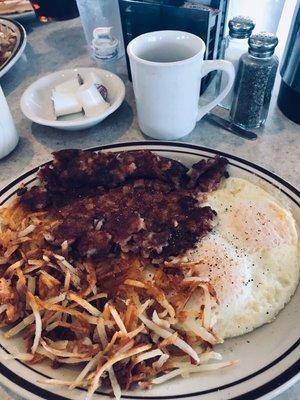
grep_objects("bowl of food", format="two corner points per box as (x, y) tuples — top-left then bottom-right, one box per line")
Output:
(20, 67), (126, 131)
(0, 17), (26, 77)
(0, 142), (298, 400)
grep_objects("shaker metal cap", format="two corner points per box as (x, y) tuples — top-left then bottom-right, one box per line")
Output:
(229, 16), (255, 38)
(248, 32), (279, 58)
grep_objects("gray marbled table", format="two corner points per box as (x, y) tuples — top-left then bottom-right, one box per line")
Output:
(0, 16), (299, 400)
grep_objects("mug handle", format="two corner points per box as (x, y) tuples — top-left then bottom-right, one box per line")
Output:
(197, 60), (235, 121)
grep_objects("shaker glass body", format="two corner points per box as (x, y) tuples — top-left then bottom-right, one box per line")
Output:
(230, 53), (278, 129)
(219, 36), (249, 109)
(227, 0), (285, 34)
(217, 16), (255, 110)
(0, 86), (19, 159)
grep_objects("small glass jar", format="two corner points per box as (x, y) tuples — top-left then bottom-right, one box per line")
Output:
(90, 27), (120, 72)
(230, 33), (279, 129)
(218, 16), (255, 109)
(76, 0), (124, 60)
(92, 27), (119, 59)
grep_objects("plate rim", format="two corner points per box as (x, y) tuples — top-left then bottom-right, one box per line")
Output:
(1, 141), (299, 200)
(0, 140), (299, 400)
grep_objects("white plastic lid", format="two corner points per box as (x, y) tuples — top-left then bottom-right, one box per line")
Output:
(93, 27), (113, 39)
(91, 26), (119, 60)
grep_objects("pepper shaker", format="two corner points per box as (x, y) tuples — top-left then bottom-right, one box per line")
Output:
(230, 33), (279, 129)
(218, 16), (255, 109)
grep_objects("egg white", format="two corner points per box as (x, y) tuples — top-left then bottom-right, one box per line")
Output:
(184, 177), (299, 339)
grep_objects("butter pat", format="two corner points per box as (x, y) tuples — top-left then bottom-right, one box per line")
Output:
(76, 84), (109, 118)
(83, 72), (104, 87)
(52, 74), (109, 119)
(55, 78), (80, 93)
(52, 90), (82, 118)
(52, 78), (82, 118)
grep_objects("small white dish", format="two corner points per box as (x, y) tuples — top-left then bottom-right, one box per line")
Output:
(20, 67), (125, 131)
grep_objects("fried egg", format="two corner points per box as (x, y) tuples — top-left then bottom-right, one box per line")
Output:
(208, 177), (298, 254)
(183, 177), (299, 339)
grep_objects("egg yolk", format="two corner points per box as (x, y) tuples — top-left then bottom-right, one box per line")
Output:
(220, 200), (297, 251)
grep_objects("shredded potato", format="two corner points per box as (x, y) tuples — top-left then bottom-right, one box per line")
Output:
(0, 197), (236, 399)
(87, 344), (152, 400)
(68, 292), (101, 317)
(152, 360), (238, 384)
(27, 293), (42, 354)
(109, 304), (127, 334)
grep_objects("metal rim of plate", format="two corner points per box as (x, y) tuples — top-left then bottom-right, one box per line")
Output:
(0, 141), (299, 400)
(0, 17), (26, 75)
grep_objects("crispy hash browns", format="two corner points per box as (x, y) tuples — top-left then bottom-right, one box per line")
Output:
(0, 150), (236, 399)
(0, 21), (17, 68)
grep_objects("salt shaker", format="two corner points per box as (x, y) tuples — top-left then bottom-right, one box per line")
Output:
(218, 16), (255, 109)
(0, 86), (19, 160)
(230, 33), (279, 129)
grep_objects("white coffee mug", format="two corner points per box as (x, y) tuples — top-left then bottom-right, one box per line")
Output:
(127, 30), (235, 140)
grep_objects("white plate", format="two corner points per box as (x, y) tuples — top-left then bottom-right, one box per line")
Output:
(0, 142), (299, 400)
(20, 67), (126, 131)
(0, 17), (26, 78)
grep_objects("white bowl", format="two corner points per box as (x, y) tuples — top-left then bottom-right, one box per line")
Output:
(20, 67), (125, 131)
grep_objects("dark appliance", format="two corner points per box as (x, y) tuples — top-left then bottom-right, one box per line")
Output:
(29, 0), (79, 22)
(118, 0), (229, 92)
(277, 0), (300, 124)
